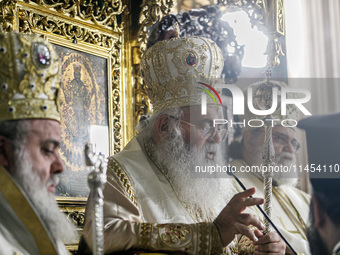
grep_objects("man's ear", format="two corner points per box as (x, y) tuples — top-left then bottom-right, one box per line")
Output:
(0, 136), (12, 169)
(312, 194), (326, 229)
(155, 115), (170, 141)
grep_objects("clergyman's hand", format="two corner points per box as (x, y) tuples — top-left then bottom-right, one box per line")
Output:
(213, 187), (265, 247)
(253, 230), (286, 255)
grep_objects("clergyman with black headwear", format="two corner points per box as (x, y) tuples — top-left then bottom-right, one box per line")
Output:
(298, 113), (340, 255)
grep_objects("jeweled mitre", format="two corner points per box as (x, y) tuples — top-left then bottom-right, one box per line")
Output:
(141, 36), (224, 112)
(0, 32), (61, 122)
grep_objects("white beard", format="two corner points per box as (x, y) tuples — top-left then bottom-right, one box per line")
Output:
(11, 149), (77, 245)
(152, 131), (236, 222)
(248, 146), (299, 186)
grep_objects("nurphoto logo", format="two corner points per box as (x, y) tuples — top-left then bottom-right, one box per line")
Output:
(199, 83), (312, 128)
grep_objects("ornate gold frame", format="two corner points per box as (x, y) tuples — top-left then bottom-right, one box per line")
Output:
(0, 0), (129, 152)
(57, 197), (87, 252)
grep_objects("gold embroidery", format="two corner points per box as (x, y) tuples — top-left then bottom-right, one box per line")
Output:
(139, 223), (152, 250)
(158, 224), (193, 248)
(107, 158), (138, 207)
(236, 226), (256, 255)
(238, 235), (255, 255)
(198, 222), (209, 254)
(278, 217), (302, 235)
(223, 238), (239, 254)
(211, 224), (224, 255)
(140, 36), (224, 113)
(273, 187), (307, 240)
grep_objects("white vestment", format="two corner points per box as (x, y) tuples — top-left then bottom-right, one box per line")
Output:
(82, 137), (251, 254)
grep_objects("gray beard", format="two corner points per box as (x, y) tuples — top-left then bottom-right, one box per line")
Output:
(11, 149), (77, 245)
(152, 131), (236, 222)
(248, 146), (299, 186)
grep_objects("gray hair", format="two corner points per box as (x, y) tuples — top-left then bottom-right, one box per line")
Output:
(136, 108), (184, 139)
(0, 120), (31, 151)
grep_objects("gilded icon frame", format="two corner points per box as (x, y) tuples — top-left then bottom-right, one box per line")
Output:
(49, 36), (112, 198)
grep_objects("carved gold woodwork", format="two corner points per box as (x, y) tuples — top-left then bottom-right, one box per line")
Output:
(133, 0), (175, 124)
(218, 0), (285, 67)
(58, 197), (87, 254)
(139, 0), (174, 52)
(0, 0), (17, 32)
(20, 0), (125, 30)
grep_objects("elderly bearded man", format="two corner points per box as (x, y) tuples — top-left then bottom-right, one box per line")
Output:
(229, 81), (311, 254)
(81, 36), (286, 254)
(0, 32), (77, 254)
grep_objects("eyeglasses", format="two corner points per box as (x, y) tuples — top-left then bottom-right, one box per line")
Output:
(272, 133), (301, 152)
(252, 129), (301, 152)
(168, 115), (228, 142)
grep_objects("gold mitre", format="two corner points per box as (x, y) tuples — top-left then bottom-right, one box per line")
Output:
(241, 80), (300, 132)
(141, 36), (224, 113)
(0, 32), (61, 122)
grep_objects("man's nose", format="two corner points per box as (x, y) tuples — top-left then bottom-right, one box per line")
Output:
(51, 152), (64, 174)
(207, 129), (222, 143)
(283, 141), (294, 153)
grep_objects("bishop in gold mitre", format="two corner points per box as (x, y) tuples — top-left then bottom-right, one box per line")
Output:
(0, 32), (77, 255)
(79, 21), (287, 254)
